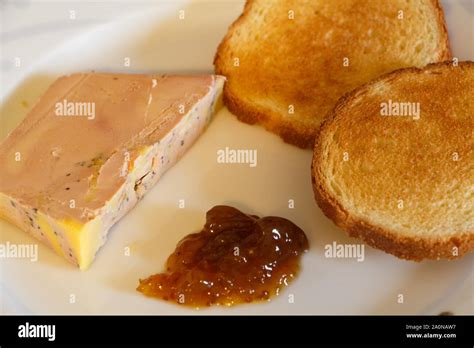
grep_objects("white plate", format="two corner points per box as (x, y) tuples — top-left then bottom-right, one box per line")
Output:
(0, 0), (473, 314)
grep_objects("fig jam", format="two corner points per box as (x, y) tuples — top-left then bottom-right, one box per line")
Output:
(137, 205), (309, 307)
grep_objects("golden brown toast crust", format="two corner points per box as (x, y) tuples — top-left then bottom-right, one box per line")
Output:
(215, 0), (452, 149)
(312, 61), (474, 261)
(431, 0), (452, 59)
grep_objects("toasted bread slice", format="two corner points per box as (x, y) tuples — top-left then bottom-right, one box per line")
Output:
(312, 61), (474, 261)
(215, 0), (451, 148)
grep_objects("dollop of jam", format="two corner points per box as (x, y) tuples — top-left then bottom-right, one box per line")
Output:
(137, 205), (309, 307)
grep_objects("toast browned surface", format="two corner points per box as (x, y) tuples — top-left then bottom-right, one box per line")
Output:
(312, 61), (474, 261)
(215, 0), (451, 148)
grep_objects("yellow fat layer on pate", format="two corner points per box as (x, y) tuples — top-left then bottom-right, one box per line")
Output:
(58, 218), (103, 270)
(37, 215), (65, 257)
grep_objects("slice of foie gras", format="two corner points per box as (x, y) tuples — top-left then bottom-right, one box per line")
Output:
(0, 73), (225, 269)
